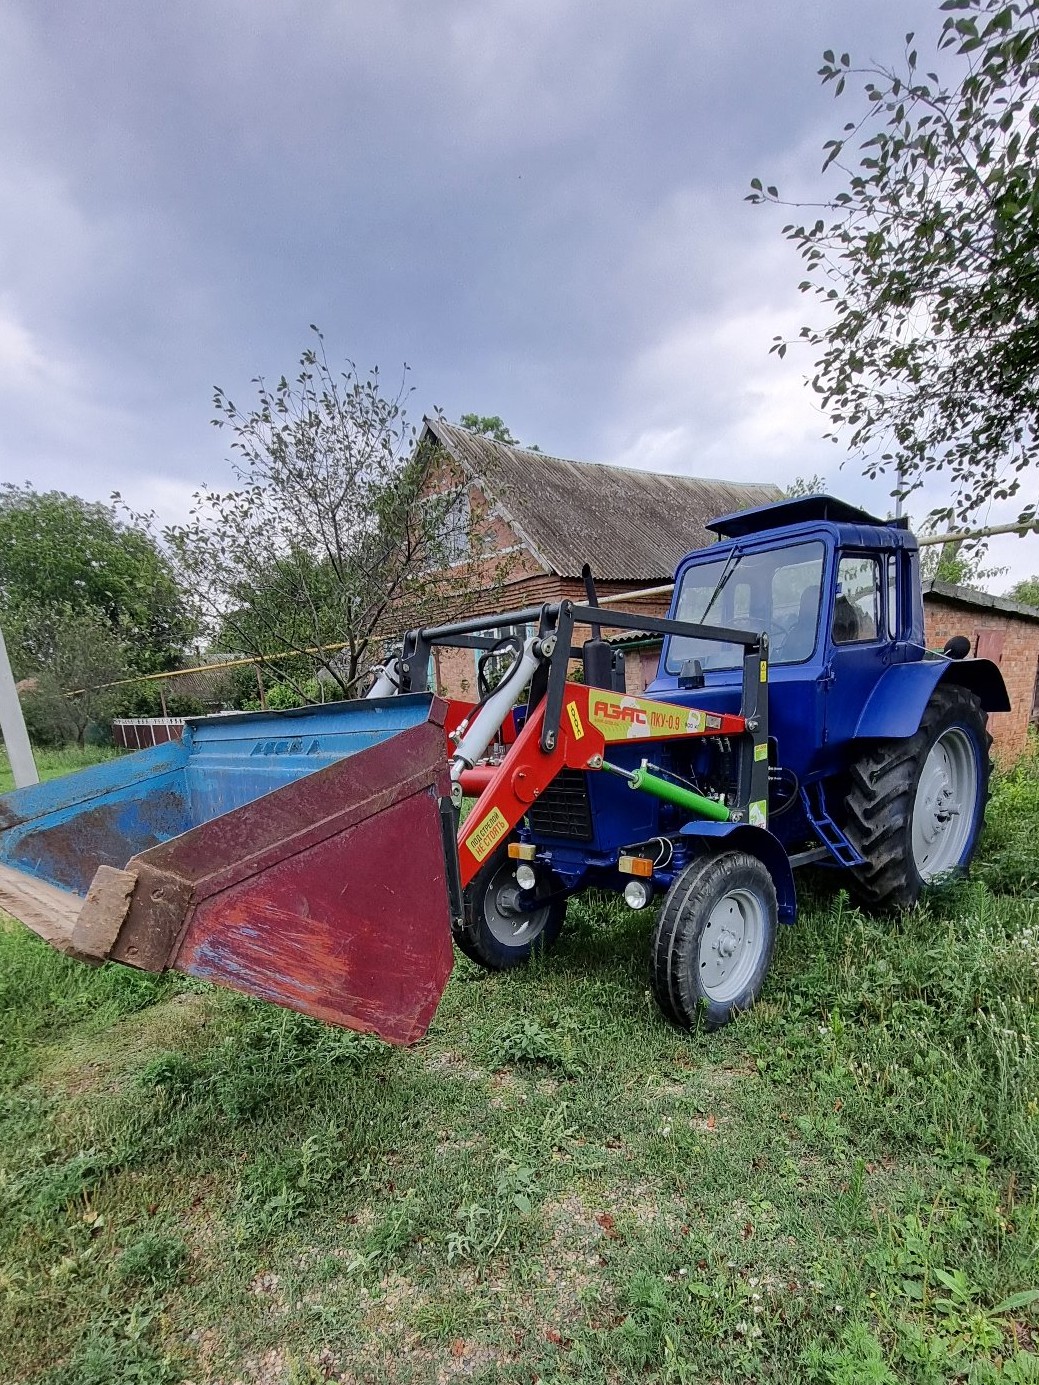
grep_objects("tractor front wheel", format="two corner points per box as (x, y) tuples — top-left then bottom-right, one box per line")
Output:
(649, 850), (778, 1031)
(842, 682), (991, 910)
(454, 845), (566, 970)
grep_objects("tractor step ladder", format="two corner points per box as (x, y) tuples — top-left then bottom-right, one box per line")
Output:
(799, 782), (865, 868)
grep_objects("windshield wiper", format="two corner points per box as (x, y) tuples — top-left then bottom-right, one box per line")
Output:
(699, 546), (742, 624)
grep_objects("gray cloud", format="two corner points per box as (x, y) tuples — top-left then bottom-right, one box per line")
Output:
(2, 0), (1033, 582)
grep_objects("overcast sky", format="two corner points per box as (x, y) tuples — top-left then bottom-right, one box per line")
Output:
(1, 0), (1034, 586)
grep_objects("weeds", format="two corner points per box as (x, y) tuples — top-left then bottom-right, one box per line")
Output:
(43, 1312), (178, 1385)
(142, 1005), (377, 1124)
(237, 1126), (358, 1239)
(115, 1233), (187, 1291)
(485, 1012), (580, 1073)
(352, 1189), (421, 1271)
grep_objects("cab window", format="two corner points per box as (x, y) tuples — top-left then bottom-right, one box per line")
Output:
(666, 541), (825, 671)
(833, 556), (881, 645)
(887, 554), (899, 639)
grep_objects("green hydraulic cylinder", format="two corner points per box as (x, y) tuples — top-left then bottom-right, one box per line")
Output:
(601, 760), (731, 822)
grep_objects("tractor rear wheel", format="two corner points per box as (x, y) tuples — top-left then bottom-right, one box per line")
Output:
(454, 845), (566, 970)
(649, 850), (778, 1031)
(842, 682), (991, 910)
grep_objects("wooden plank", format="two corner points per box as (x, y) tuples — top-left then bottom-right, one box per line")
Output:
(0, 862), (82, 950)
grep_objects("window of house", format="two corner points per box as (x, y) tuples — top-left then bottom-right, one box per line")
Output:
(441, 490), (471, 565)
(421, 488), (472, 568)
(833, 555), (881, 644)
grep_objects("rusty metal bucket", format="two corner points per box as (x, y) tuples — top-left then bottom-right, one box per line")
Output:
(0, 696), (456, 1044)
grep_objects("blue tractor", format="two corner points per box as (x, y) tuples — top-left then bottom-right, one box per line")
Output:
(0, 496), (1010, 1042)
(438, 495), (1009, 1030)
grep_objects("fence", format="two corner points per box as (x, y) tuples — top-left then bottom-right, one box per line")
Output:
(111, 717), (187, 749)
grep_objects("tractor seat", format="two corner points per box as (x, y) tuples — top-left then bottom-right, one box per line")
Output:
(832, 595), (861, 644)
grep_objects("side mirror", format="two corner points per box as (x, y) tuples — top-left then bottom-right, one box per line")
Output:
(943, 635), (971, 661)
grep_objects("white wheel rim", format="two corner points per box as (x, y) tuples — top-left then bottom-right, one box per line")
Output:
(698, 888), (766, 1004)
(484, 865), (552, 947)
(911, 727), (978, 879)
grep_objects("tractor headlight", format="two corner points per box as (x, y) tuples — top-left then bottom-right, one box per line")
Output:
(624, 880), (651, 910)
(515, 863), (537, 891)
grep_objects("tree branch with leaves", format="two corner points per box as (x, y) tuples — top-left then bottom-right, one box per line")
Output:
(148, 332), (493, 699)
(751, 0), (1039, 527)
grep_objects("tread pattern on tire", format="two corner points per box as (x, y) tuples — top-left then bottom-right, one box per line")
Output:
(842, 682), (992, 911)
(649, 850), (778, 1031)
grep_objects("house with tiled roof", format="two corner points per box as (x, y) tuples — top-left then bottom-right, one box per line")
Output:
(416, 417), (782, 697)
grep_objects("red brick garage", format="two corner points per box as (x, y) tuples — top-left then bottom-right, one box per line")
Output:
(922, 580), (1039, 765)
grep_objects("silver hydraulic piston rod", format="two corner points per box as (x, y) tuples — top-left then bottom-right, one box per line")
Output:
(365, 656), (406, 699)
(449, 636), (542, 781)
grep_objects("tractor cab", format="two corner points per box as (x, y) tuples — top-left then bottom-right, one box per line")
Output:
(646, 495), (926, 783)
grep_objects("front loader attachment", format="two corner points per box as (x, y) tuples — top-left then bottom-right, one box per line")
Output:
(0, 696), (456, 1044)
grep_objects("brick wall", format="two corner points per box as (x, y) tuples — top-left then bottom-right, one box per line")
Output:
(620, 648), (662, 696)
(923, 596), (1038, 764)
(434, 644), (479, 702)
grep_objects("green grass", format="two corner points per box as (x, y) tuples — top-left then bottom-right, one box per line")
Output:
(1, 747), (1039, 1381)
(0, 744), (122, 794)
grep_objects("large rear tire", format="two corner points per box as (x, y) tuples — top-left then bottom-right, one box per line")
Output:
(649, 850), (778, 1031)
(842, 682), (991, 910)
(453, 845), (566, 970)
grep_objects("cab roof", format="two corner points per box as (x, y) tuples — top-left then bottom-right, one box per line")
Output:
(708, 494), (907, 539)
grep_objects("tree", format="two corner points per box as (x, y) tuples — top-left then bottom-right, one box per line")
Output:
(15, 604), (125, 747)
(0, 485), (191, 676)
(1006, 573), (1039, 604)
(459, 413), (541, 451)
(459, 414), (519, 445)
(919, 533), (1006, 585)
(783, 473), (828, 498)
(751, 0), (1039, 526)
(152, 332), (494, 700)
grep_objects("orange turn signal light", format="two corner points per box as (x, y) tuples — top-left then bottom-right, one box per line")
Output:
(508, 842), (536, 861)
(618, 855), (654, 878)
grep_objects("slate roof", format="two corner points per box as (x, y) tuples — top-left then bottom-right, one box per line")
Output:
(924, 579), (1039, 624)
(422, 418), (783, 582)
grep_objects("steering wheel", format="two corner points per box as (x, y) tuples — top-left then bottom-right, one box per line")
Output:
(477, 634), (524, 701)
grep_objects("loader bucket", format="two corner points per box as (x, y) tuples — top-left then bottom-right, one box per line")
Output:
(0, 696), (457, 1044)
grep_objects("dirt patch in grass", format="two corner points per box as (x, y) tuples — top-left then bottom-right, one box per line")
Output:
(37, 989), (211, 1096)
(421, 1048), (487, 1085)
(240, 1343), (289, 1385)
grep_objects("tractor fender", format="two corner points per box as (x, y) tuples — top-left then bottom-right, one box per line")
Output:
(677, 821), (796, 924)
(853, 658), (1009, 741)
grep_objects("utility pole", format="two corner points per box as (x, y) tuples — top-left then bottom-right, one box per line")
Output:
(0, 624), (38, 788)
